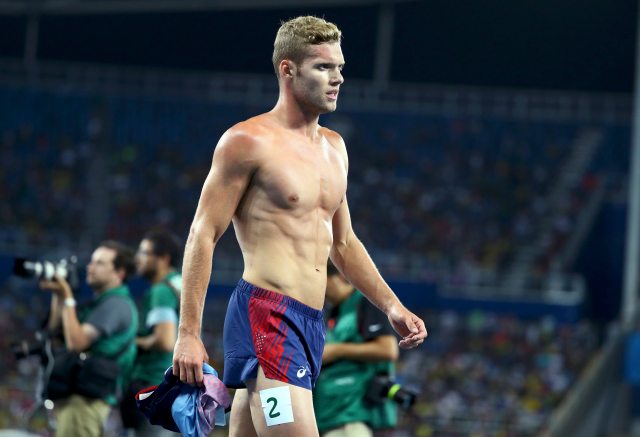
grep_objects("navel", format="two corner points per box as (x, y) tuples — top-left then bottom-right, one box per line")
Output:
(289, 194), (300, 203)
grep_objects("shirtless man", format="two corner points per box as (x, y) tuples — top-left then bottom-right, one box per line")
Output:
(172, 16), (427, 437)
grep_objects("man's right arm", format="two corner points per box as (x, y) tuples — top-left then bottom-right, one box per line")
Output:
(41, 277), (101, 352)
(173, 126), (260, 385)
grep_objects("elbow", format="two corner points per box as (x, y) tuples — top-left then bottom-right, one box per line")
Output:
(334, 230), (354, 253)
(332, 237), (348, 254)
(66, 338), (90, 353)
(157, 328), (177, 353)
(188, 218), (221, 246)
(330, 244), (346, 268)
(66, 343), (80, 353)
(187, 223), (207, 246)
(331, 232), (356, 267)
(331, 236), (363, 279)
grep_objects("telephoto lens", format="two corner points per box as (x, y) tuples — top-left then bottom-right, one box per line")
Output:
(366, 375), (417, 411)
(13, 256), (78, 287)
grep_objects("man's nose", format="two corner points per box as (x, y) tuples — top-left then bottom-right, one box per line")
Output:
(331, 70), (344, 85)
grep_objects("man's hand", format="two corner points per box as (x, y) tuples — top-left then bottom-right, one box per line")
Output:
(39, 276), (73, 299)
(172, 331), (209, 386)
(387, 304), (427, 349)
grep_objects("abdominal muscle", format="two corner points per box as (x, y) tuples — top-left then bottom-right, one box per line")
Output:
(233, 205), (334, 310)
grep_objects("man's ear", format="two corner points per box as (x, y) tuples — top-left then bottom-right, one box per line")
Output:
(280, 60), (295, 78)
(116, 268), (126, 282)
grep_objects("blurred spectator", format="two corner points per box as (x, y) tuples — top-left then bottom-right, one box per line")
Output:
(398, 310), (598, 436)
(314, 262), (400, 436)
(40, 241), (138, 437)
(120, 229), (182, 436)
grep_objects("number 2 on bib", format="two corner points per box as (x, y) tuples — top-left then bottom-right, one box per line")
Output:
(266, 397), (280, 418)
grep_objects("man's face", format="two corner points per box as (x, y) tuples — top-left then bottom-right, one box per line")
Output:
(291, 42), (345, 114)
(86, 246), (120, 290)
(136, 239), (157, 280)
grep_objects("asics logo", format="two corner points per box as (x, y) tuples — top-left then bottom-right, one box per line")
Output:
(297, 367), (309, 378)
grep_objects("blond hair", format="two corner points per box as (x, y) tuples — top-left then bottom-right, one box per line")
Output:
(272, 16), (342, 77)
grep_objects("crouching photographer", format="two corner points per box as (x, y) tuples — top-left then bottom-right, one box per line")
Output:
(41, 240), (139, 437)
(313, 262), (417, 437)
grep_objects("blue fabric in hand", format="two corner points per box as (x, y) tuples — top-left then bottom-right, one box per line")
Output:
(136, 363), (231, 437)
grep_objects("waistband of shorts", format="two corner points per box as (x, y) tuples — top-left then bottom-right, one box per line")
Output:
(236, 278), (324, 320)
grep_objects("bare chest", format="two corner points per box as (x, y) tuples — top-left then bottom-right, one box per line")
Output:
(257, 140), (347, 214)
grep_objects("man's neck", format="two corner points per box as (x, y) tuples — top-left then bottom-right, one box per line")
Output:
(272, 94), (320, 139)
(94, 281), (121, 294)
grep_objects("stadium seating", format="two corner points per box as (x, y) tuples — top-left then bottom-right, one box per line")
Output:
(0, 85), (597, 286)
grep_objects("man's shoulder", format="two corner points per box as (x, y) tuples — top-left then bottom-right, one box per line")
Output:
(94, 292), (134, 310)
(85, 292), (135, 332)
(319, 126), (345, 146)
(319, 126), (347, 160)
(214, 116), (273, 162)
(224, 116), (273, 144)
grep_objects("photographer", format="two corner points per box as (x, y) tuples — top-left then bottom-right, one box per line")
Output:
(313, 262), (400, 437)
(41, 240), (138, 437)
(120, 229), (182, 436)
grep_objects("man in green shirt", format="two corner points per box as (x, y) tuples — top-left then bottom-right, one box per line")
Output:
(120, 229), (182, 436)
(314, 263), (399, 437)
(41, 240), (138, 437)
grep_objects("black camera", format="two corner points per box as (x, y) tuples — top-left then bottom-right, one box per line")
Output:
(366, 374), (417, 411)
(13, 256), (78, 287)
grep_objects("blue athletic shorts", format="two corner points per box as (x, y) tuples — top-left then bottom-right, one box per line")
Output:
(222, 279), (325, 391)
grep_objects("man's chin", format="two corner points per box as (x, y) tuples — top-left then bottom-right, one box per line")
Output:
(319, 103), (338, 114)
(86, 279), (100, 290)
(139, 271), (155, 281)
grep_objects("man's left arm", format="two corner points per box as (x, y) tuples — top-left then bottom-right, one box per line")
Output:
(328, 131), (426, 348)
(330, 197), (427, 349)
(329, 196), (427, 349)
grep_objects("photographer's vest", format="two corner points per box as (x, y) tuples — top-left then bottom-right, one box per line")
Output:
(79, 285), (138, 405)
(313, 290), (397, 432)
